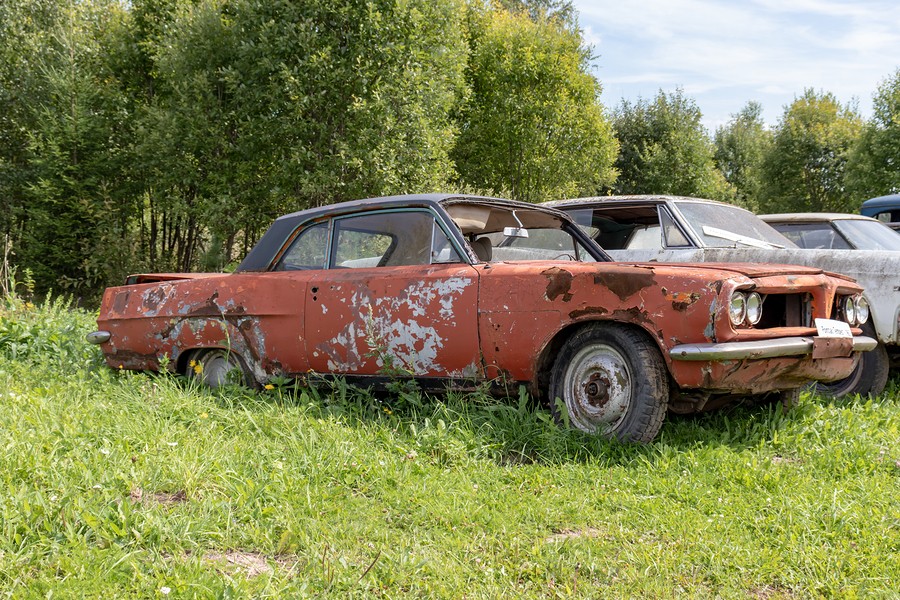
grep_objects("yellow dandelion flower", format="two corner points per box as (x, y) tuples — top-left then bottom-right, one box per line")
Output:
(189, 360), (196, 368)
(264, 384), (275, 390)
(193, 363), (203, 374)
(118, 364), (124, 370)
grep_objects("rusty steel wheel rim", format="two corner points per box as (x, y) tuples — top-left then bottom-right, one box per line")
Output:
(198, 350), (241, 388)
(561, 343), (633, 433)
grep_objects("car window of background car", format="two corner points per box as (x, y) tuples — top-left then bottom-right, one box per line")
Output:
(497, 227), (597, 262)
(660, 209), (692, 247)
(834, 219), (900, 251)
(275, 222), (329, 270)
(769, 222), (852, 249)
(675, 201), (797, 248)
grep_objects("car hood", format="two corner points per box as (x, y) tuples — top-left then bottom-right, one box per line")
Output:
(692, 248), (897, 280)
(610, 260), (828, 279)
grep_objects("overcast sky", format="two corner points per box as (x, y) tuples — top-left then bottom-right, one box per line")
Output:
(570, 0), (900, 132)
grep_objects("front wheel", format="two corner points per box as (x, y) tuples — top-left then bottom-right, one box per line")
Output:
(187, 349), (253, 388)
(549, 324), (669, 443)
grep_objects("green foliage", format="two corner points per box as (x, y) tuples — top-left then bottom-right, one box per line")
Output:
(453, 7), (617, 202)
(757, 89), (863, 214)
(611, 89), (734, 201)
(845, 68), (900, 203)
(0, 307), (899, 596)
(3, 0), (135, 299)
(714, 102), (773, 211)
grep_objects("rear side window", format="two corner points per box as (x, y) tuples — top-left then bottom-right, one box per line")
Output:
(275, 222), (329, 270)
(332, 211), (462, 268)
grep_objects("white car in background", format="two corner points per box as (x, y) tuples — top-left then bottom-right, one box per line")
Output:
(760, 213), (900, 251)
(547, 195), (900, 398)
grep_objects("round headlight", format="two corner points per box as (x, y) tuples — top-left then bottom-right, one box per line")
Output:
(729, 292), (747, 326)
(842, 295), (856, 325)
(855, 295), (869, 325)
(745, 292), (763, 325)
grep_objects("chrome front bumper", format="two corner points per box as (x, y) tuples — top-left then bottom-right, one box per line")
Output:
(670, 336), (877, 361)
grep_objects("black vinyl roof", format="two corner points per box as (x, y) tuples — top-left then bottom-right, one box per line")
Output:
(236, 193), (573, 272)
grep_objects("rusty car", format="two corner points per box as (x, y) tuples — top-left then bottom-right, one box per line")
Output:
(548, 195), (898, 397)
(88, 194), (875, 442)
(760, 213), (900, 251)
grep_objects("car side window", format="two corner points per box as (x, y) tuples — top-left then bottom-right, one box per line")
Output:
(276, 222), (329, 270)
(333, 210), (462, 268)
(660, 208), (691, 247)
(773, 223), (851, 249)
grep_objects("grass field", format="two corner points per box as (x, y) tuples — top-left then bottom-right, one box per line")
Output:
(1, 296), (898, 598)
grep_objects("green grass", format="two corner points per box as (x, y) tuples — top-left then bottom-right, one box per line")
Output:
(0, 297), (898, 598)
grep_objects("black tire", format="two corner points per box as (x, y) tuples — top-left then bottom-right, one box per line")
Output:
(188, 349), (253, 388)
(814, 336), (889, 398)
(549, 323), (668, 443)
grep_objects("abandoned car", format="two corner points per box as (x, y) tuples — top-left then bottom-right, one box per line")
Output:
(89, 194), (875, 442)
(760, 213), (900, 251)
(548, 195), (898, 397)
(860, 194), (900, 231)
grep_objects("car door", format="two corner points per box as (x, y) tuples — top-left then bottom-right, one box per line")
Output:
(304, 208), (483, 379)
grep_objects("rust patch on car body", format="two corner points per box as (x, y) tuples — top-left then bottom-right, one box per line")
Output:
(568, 306), (609, 319)
(665, 289), (701, 311)
(593, 270), (656, 301)
(542, 267), (574, 302)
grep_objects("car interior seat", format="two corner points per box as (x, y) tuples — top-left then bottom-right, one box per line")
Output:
(470, 237), (493, 262)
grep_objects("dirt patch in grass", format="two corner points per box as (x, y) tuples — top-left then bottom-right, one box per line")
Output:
(545, 527), (604, 542)
(129, 487), (187, 506)
(188, 550), (295, 578)
(747, 584), (798, 599)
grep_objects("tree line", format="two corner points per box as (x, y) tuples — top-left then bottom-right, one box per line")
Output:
(1, 0), (898, 301)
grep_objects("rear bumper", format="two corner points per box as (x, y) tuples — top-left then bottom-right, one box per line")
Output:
(670, 335), (877, 361)
(86, 330), (111, 345)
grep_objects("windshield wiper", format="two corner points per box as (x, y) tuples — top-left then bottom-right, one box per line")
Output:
(702, 226), (785, 249)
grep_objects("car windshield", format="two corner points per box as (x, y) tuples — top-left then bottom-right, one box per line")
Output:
(833, 219), (900, 251)
(443, 202), (599, 262)
(675, 201), (797, 249)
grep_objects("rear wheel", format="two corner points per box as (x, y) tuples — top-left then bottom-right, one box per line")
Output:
(549, 324), (668, 443)
(187, 349), (252, 388)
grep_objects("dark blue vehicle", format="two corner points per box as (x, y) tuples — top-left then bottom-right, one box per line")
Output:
(861, 194), (900, 231)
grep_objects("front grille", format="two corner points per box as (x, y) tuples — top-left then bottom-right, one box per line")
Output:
(755, 293), (812, 329)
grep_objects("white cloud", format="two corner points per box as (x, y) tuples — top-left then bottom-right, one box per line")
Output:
(571, 0), (900, 126)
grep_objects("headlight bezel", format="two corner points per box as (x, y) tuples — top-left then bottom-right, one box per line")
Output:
(855, 295), (869, 325)
(729, 292), (747, 327)
(745, 292), (763, 325)
(842, 295), (857, 326)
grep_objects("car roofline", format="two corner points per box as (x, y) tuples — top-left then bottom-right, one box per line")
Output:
(545, 195), (750, 212)
(760, 212), (881, 223)
(237, 194), (577, 272)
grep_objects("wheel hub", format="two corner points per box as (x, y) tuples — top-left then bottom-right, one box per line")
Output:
(584, 373), (611, 407)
